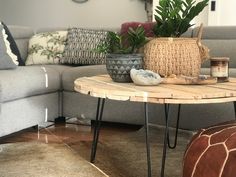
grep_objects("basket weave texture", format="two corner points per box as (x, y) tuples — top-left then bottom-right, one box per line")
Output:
(144, 37), (203, 77)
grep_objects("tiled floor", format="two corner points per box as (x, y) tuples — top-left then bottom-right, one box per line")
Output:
(0, 120), (141, 155)
(0, 120), (190, 177)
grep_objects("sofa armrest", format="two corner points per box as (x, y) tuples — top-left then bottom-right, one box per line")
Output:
(0, 82), (2, 113)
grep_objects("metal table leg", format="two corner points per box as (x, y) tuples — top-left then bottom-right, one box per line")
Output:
(90, 98), (105, 163)
(161, 104), (181, 177)
(144, 102), (152, 177)
(90, 100), (181, 177)
(164, 104), (181, 149)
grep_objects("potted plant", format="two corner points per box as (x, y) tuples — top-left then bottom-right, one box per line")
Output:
(144, 0), (209, 77)
(98, 26), (148, 82)
(153, 0), (209, 37)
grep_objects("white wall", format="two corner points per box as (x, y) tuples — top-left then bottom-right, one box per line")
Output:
(193, 4), (209, 26)
(0, 0), (147, 29)
(153, 0), (236, 26)
(208, 0), (236, 26)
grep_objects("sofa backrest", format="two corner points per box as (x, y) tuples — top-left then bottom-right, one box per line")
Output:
(8, 26), (34, 62)
(36, 27), (120, 33)
(193, 26), (236, 68)
(7, 25), (236, 68)
(181, 28), (193, 37)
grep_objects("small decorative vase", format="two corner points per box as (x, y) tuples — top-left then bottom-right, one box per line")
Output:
(106, 54), (143, 83)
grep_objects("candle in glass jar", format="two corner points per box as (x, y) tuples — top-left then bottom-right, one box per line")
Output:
(210, 57), (229, 82)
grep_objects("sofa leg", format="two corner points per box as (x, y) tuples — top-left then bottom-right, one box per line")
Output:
(55, 116), (66, 123)
(32, 125), (39, 130)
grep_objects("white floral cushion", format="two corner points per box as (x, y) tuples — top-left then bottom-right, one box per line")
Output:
(25, 31), (68, 65)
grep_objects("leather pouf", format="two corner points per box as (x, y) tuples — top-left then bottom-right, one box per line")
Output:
(183, 121), (236, 177)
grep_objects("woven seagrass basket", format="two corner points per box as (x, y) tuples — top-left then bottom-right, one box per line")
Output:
(144, 25), (209, 77)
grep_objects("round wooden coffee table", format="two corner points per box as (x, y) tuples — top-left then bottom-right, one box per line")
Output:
(74, 75), (236, 177)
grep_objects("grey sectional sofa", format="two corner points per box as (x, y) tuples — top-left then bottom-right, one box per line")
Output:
(0, 25), (236, 137)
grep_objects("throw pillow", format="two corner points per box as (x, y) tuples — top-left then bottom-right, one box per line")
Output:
(60, 28), (108, 65)
(0, 22), (25, 66)
(0, 24), (18, 69)
(25, 31), (68, 65)
(120, 22), (156, 37)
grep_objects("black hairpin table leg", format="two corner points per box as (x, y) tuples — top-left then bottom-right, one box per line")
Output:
(90, 98), (105, 163)
(161, 103), (181, 177)
(161, 103), (170, 177)
(164, 104), (181, 149)
(144, 102), (152, 177)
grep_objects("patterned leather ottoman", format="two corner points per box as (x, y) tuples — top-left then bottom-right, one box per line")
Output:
(183, 121), (236, 177)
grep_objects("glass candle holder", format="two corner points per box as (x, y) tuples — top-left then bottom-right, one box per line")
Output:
(210, 57), (229, 82)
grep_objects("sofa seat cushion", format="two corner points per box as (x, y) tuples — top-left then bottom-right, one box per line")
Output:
(62, 65), (107, 91)
(43, 64), (71, 75)
(0, 66), (60, 102)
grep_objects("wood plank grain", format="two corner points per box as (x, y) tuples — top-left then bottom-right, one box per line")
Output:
(159, 84), (236, 99)
(74, 75), (236, 104)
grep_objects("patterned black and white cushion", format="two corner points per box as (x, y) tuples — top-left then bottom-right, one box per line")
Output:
(0, 22), (25, 66)
(0, 23), (18, 69)
(61, 28), (108, 65)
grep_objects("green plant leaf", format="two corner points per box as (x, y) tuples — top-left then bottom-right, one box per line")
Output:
(153, 0), (208, 37)
(95, 26), (147, 54)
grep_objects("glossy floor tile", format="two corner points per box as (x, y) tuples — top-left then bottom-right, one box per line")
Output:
(0, 121), (190, 177)
(0, 121), (141, 147)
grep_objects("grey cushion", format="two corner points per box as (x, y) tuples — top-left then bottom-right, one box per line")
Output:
(8, 25), (34, 62)
(62, 65), (107, 91)
(0, 66), (60, 102)
(0, 24), (17, 69)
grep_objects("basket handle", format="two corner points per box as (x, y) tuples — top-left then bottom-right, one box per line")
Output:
(196, 23), (210, 62)
(196, 23), (203, 45)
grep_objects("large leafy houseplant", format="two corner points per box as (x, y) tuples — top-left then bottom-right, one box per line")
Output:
(153, 0), (209, 37)
(97, 26), (148, 82)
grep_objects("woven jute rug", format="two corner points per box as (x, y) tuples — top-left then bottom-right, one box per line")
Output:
(0, 127), (194, 177)
(77, 126), (194, 177)
(0, 142), (107, 177)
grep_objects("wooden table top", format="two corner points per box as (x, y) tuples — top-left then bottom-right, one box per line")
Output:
(74, 75), (236, 104)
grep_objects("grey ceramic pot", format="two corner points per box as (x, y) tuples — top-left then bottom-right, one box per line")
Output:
(106, 53), (143, 83)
